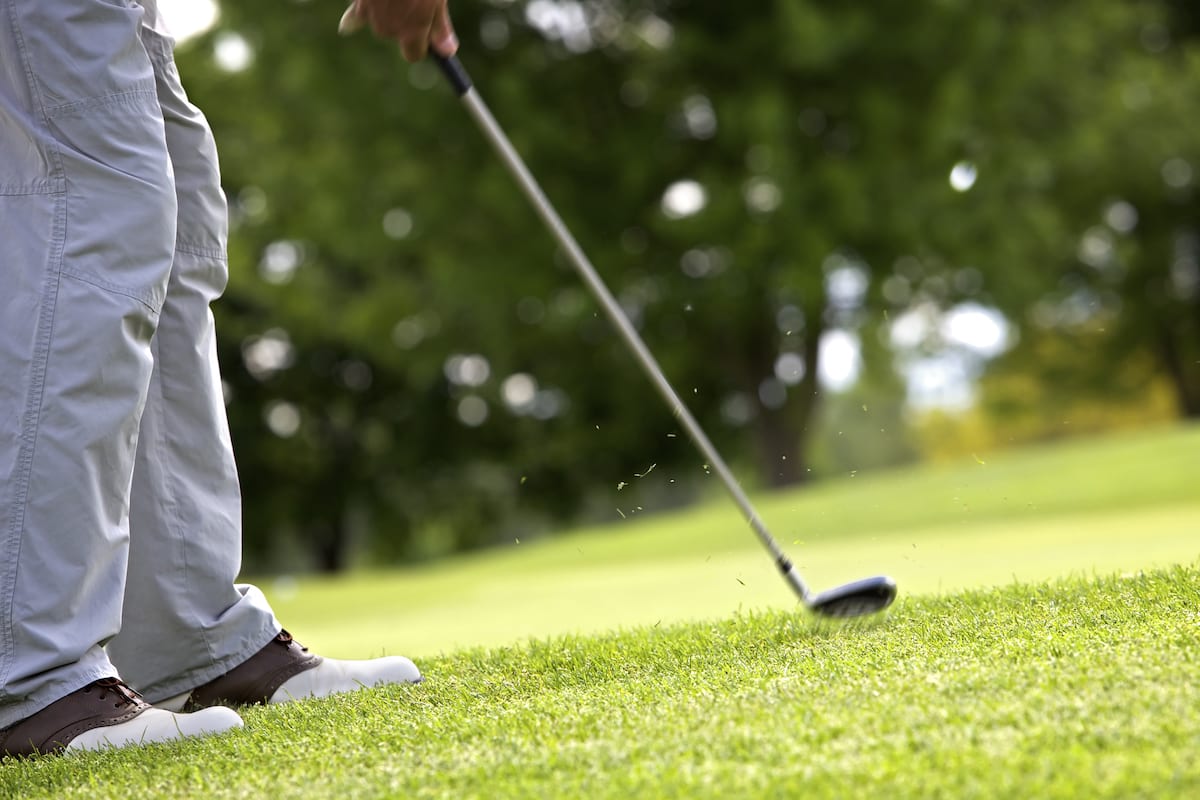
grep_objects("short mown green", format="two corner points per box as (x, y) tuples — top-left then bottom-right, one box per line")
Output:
(266, 424), (1200, 658)
(4, 566), (1199, 798)
(2, 426), (1197, 797)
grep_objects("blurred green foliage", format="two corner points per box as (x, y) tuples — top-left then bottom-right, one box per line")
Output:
(176, 0), (1200, 570)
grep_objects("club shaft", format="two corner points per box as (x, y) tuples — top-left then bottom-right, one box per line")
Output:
(455, 87), (801, 586)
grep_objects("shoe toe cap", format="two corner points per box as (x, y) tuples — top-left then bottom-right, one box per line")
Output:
(187, 705), (245, 734)
(368, 655), (422, 685)
(64, 706), (243, 752)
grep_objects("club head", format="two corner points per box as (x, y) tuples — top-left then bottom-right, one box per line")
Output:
(808, 576), (897, 619)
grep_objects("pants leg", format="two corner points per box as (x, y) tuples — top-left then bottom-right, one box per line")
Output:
(104, 12), (278, 702)
(0, 0), (176, 727)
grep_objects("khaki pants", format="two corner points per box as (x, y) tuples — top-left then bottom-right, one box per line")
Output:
(0, 0), (277, 727)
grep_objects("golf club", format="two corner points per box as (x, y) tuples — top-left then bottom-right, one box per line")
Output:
(339, 10), (896, 618)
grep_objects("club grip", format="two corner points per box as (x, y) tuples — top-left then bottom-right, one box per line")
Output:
(431, 51), (472, 97)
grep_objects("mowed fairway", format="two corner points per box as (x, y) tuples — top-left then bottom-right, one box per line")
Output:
(7, 567), (1199, 798)
(263, 424), (1200, 658)
(3, 427), (1197, 798)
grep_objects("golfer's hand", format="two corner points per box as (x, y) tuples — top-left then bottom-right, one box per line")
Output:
(340, 0), (457, 62)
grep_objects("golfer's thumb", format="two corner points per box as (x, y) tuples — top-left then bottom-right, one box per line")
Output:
(430, 6), (459, 56)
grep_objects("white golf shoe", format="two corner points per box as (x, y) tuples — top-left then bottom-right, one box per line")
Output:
(160, 630), (421, 712)
(0, 678), (242, 758)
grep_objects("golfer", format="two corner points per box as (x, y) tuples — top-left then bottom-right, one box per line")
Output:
(0, 0), (457, 757)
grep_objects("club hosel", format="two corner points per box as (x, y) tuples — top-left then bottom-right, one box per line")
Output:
(776, 556), (811, 601)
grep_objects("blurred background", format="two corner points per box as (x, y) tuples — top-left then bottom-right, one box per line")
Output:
(155, 1), (1197, 600)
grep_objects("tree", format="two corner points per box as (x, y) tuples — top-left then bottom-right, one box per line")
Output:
(176, 0), (1200, 570)
(914, 0), (1200, 422)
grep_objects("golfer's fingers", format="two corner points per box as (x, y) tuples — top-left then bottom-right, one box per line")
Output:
(399, 28), (430, 60)
(339, 1), (455, 61)
(429, 4), (458, 56)
(397, 3), (437, 61)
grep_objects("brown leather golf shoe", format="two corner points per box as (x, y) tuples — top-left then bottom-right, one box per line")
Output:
(164, 629), (421, 711)
(181, 630), (323, 710)
(0, 678), (242, 758)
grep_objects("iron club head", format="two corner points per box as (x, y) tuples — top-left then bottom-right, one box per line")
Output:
(779, 560), (896, 619)
(808, 576), (898, 619)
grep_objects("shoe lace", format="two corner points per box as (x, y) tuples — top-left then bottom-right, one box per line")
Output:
(276, 629), (309, 652)
(84, 678), (143, 709)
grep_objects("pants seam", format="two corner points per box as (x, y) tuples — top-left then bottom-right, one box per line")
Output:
(60, 267), (162, 314)
(0, 0), (71, 702)
(2, 0), (56, 130)
(174, 240), (227, 260)
(43, 85), (157, 118)
(143, 334), (218, 669)
(0, 193), (67, 699)
(0, 178), (62, 197)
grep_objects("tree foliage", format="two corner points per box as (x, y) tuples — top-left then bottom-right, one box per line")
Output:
(176, 0), (1200, 570)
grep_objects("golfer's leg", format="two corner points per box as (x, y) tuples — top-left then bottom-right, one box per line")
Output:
(0, 0), (175, 726)
(105, 13), (279, 703)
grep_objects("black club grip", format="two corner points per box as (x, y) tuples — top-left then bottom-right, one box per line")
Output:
(431, 51), (472, 96)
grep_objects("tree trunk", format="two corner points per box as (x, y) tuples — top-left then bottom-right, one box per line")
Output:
(1157, 322), (1200, 418)
(310, 519), (348, 573)
(307, 429), (354, 573)
(754, 405), (807, 487)
(749, 302), (824, 488)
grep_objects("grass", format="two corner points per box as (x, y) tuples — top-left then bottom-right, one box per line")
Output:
(2, 424), (1198, 796)
(264, 424), (1200, 658)
(4, 566), (1199, 798)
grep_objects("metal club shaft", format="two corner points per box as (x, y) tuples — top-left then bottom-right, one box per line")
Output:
(433, 55), (806, 597)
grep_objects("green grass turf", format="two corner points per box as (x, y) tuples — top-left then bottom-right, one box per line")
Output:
(5, 566), (1199, 798)
(263, 424), (1200, 658)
